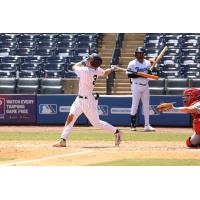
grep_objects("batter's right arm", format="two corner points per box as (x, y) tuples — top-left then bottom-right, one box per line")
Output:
(72, 62), (85, 71)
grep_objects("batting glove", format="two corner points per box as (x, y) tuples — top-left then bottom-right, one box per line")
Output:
(110, 65), (118, 72)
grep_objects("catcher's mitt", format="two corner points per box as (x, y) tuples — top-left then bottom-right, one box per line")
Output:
(156, 103), (174, 113)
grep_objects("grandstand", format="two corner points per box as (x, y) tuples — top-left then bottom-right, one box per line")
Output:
(0, 33), (200, 95)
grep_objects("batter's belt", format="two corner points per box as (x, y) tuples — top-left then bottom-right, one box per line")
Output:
(78, 93), (99, 100)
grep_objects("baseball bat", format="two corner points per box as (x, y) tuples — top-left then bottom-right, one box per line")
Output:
(151, 46), (168, 68)
(115, 66), (159, 80)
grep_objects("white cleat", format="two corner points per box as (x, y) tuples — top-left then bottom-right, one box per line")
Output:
(53, 139), (66, 147)
(114, 130), (122, 147)
(144, 125), (156, 132)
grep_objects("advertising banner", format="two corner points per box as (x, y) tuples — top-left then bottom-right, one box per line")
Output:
(0, 95), (36, 124)
(37, 95), (88, 124)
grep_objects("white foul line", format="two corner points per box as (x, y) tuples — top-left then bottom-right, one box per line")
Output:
(0, 149), (93, 166)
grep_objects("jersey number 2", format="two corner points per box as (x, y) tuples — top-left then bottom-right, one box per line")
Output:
(93, 75), (97, 85)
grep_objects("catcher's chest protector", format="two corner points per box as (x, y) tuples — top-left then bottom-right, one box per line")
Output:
(191, 101), (200, 119)
(191, 101), (200, 134)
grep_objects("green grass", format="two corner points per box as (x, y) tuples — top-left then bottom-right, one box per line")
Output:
(88, 159), (200, 166)
(0, 157), (15, 161)
(0, 130), (190, 141)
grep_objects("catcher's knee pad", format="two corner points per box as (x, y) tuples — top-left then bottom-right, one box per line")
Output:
(186, 137), (196, 148)
(193, 118), (200, 135)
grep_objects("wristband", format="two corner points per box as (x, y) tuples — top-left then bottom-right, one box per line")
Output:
(173, 107), (180, 112)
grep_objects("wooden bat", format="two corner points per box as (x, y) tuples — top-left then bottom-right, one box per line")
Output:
(115, 66), (159, 80)
(151, 46), (168, 68)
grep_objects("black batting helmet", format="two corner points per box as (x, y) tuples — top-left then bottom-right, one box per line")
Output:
(135, 47), (145, 54)
(88, 53), (102, 68)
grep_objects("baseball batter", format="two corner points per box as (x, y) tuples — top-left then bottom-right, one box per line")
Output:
(53, 53), (122, 147)
(126, 47), (156, 132)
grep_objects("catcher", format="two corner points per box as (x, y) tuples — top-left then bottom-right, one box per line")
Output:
(156, 88), (200, 148)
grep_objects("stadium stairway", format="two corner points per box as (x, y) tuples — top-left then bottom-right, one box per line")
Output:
(112, 33), (146, 95)
(94, 33), (116, 94)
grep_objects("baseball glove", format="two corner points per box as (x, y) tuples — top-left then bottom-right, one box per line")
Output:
(156, 103), (173, 113)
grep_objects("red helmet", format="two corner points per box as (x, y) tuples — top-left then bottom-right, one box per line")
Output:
(183, 88), (199, 106)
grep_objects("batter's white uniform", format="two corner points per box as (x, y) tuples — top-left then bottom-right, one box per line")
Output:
(61, 65), (117, 140)
(126, 59), (151, 126)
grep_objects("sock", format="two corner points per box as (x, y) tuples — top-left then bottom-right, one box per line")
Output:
(131, 115), (137, 128)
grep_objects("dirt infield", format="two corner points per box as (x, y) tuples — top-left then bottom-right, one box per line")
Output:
(0, 126), (198, 166)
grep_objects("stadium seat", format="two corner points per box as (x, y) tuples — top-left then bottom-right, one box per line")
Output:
(13, 48), (32, 56)
(0, 77), (16, 86)
(0, 70), (16, 78)
(0, 77), (16, 94)
(45, 56), (65, 64)
(0, 85), (16, 94)
(18, 41), (35, 48)
(19, 63), (41, 71)
(56, 34), (77, 42)
(17, 34), (37, 42)
(40, 78), (64, 94)
(57, 41), (75, 48)
(166, 78), (189, 95)
(16, 78), (39, 94)
(34, 48), (53, 56)
(167, 78), (189, 87)
(0, 41), (16, 48)
(23, 56), (43, 64)
(40, 86), (64, 94)
(190, 78), (200, 88)
(0, 48), (11, 56)
(1, 56), (21, 64)
(41, 63), (65, 78)
(40, 78), (63, 86)
(19, 70), (41, 78)
(149, 78), (165, 95)
(165, 87), (187, 95)
(181, 48), (199, 56)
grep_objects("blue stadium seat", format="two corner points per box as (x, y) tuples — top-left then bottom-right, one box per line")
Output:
(0, 70), (16, 78)
(181, 48), (199, 56)
(20, 63), (41, 71)
(0, 63), (18, 71)
(13, 48), (33, 56)
(34, 48), (53, 56)
(0, 48), (11, 56)
(0, 41), (16, 48)
(40, 78), (64, 94)
(57, 41), (75, 48)
(45, 56), (65, 63)
(17, 34), (37, 42)
(56, 34), (77, 42)
(18, 41), (35, 48)
(41, 63), (65, 78)
(1, 56), (21, 64)
(19, 70), (41, 78)
(65, 71), (77, 78)
(16, 78), (40, 94)
(23, 56), (43, 64)
(0, 85), (16, 93)
(190, 78), (200, 88)
(36, 41), (56, 48)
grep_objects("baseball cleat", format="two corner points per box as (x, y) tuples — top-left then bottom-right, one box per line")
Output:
(52, 138), (66, 147)
(114, 130), (122, 147)
(131, 127), (137, 131)
(144, 125), (156, 132)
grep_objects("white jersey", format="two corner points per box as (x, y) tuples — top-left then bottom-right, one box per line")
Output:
(74, 66), (104, 96)
(126, 59), (151, 85)
(193, 101), (200, 114)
